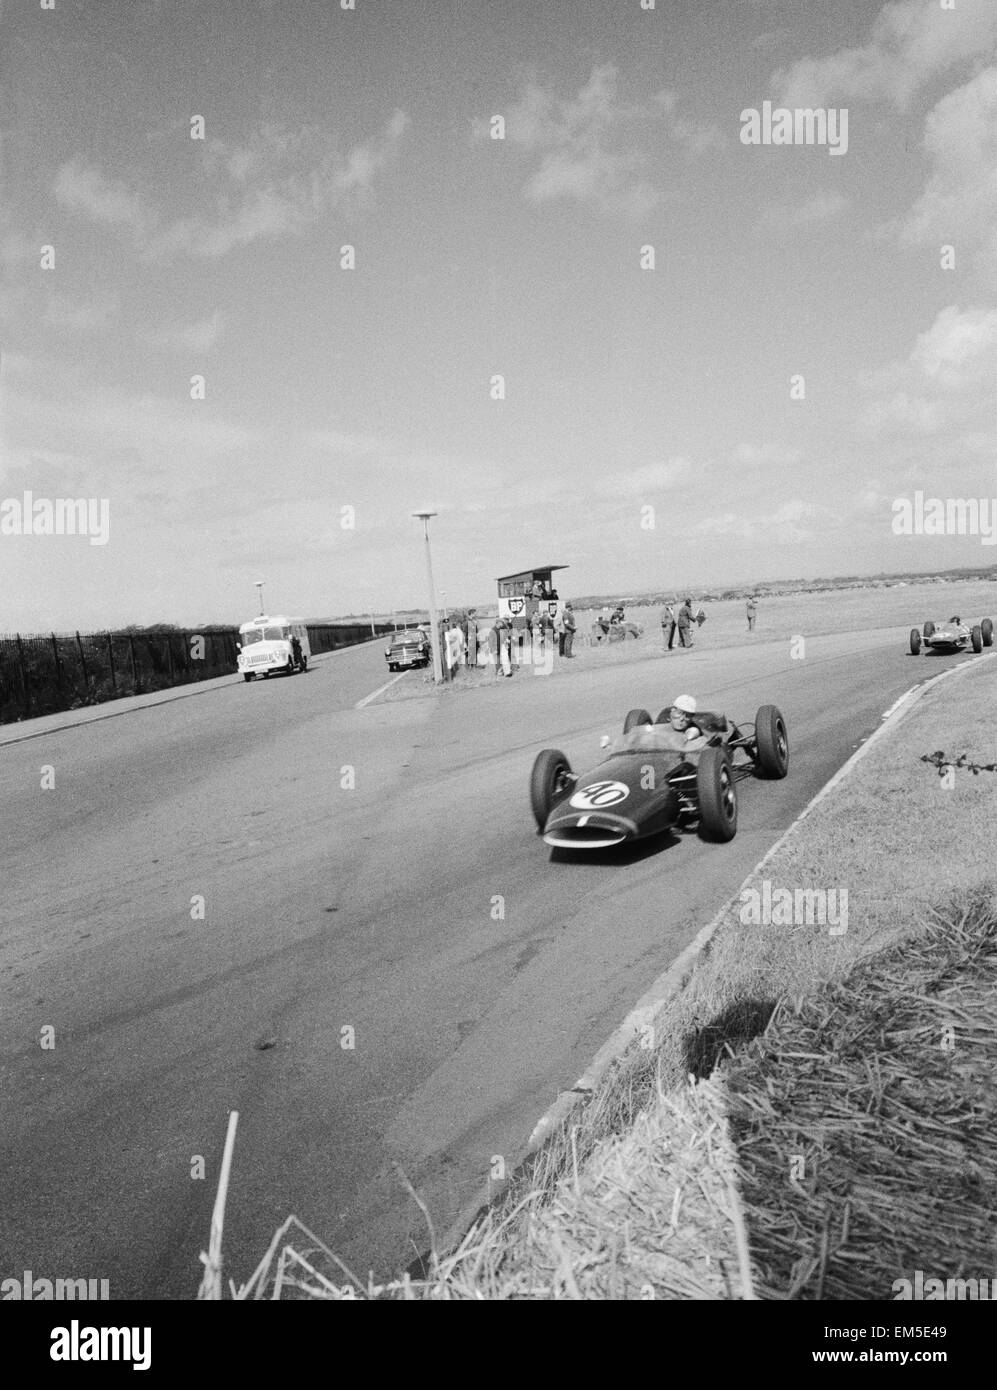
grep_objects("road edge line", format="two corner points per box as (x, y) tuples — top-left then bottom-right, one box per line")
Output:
(355, 672), (407, 708)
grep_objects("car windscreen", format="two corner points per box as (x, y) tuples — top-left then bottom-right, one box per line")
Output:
(607, 728), (688, 755)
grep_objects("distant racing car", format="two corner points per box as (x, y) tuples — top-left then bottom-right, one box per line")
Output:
(909, 616), (993, 656)
(530, 703), (788, 850)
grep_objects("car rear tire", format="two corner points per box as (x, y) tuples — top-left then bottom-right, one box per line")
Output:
(923, 621), (935, 640)
(910, 628), (921, 655)
(982, 618), (994, 647)
(530, 749), (572, 831)
(972, 625), (983, 653)
(623, 708), (653, 734)
(697, 747), (737, 842)
(243, 674), (253, 682)
(754, 704), (789, 778)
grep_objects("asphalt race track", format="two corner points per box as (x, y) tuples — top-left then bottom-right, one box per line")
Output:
(0, 630), (972, 1297)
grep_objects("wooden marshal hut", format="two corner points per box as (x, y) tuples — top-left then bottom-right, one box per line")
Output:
(495, 564), (569, 627)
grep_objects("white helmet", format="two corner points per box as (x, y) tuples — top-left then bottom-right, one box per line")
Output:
(673, 694), (697, 714)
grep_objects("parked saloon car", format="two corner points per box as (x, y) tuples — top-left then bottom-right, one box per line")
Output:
(909, 616), (993, 656)
(385, 629), (431, 671)
(530, 703), (789, 850)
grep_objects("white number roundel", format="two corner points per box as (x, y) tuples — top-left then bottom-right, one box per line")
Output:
(569, 780), (630, 810)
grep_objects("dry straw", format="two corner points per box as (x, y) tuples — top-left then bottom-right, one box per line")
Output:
(728, 888), (997, 1299)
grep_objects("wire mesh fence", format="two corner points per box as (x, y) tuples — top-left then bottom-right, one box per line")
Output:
(0, 622), (396, 726)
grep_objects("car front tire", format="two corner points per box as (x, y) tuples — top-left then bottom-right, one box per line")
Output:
(754, 704), (789, 778)
(530, 749), (572, 831)
(697, 747), (738, 841)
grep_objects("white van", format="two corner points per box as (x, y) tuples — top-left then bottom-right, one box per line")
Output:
(237, 615), (310, 681)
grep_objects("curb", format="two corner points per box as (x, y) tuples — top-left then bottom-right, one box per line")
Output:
(525, 649), (995, 1150)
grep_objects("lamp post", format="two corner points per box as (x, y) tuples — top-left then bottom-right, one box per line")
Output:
(254, 580), (265, 616)
(412, 510), (443, 683)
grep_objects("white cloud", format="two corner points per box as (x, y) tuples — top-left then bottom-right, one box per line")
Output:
(691, 499), (830, 543)
(909, 304), (997, 385)
(763, 190), (849, 229)
(54, 160), (152, 234)
(148, 313), (223, 354)
(307, 428), (385, 456)
(53, 111), (409, 262)
(43, 292), (117, 333)
(476, 66), (721, 217)
(593, 457), (692, 497)
(5, 376), (253, 462)
(775, 0), (997, 110)
(901, 66), (997, 289)
(862, 304), (997, 439)
(731, 443), (803, 468)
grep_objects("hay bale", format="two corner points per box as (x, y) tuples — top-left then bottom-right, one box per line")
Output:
(726, 889), (997, 1299)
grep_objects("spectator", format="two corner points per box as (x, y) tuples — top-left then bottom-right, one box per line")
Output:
(746, 595), (757, 631)
(661, 602), (676, 652)
(562, 602), (576, 658)
(555, 605), (567, 656)
(677, 598), (695, 649)
(444, 622), (464, 673)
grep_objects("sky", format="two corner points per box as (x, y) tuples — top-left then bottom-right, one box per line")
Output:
(1, 0), (996, 629)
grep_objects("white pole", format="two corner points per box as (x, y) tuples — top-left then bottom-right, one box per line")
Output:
(420, 520), (444, 682)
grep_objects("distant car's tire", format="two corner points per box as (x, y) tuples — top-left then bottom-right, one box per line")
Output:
(982, 618), (994, 647)
(243, 674), (253, 682)
(388, 663), (396, 672)
(909, 628), (921, 655)
(286, 660), (295, 676)
(530, 749), (572, 830)
(696, 747), (738, 842)
(754, 704), (789, 778)
(972, 625), (983, 653)
(923, 621), (935, 640)
(623, 708), (653, 734)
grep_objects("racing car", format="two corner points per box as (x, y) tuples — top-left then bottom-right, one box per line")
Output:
(909, 616), (993, 656)
(530, 703), (788, 850)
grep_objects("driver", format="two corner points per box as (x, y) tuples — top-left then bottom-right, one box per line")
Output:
(608, 694), (709, 754)
(656, 694), (709, 750)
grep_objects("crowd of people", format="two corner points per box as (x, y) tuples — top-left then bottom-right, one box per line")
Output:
(438, 589), (757, 677)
